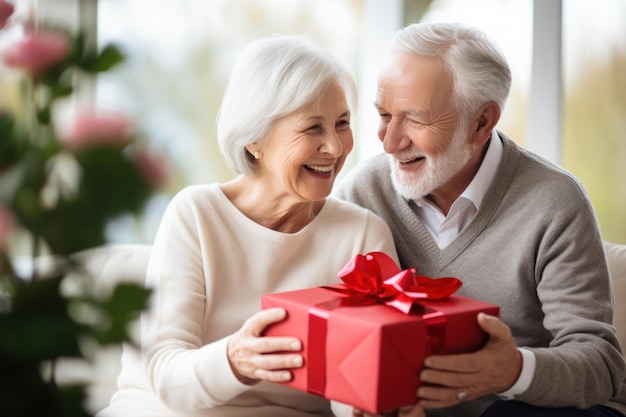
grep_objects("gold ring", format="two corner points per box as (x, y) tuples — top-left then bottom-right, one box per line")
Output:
(457, 389), (468, 401)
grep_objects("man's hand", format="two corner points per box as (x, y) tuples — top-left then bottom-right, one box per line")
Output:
(417, 313), (522, 408)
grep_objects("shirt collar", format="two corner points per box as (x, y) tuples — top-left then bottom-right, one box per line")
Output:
(459, 130), (503, 210)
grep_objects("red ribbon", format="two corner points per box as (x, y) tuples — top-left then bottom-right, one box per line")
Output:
(306, 252), (462, 397)
(336, 251), (462, 314)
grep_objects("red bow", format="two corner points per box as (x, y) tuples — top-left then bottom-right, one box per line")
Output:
(336, 252), (462, 314)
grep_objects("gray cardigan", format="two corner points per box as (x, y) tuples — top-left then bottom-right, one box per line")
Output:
(335, 133), (626, 416)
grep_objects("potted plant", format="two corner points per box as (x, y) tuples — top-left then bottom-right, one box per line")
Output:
(0, 1), (166, 415)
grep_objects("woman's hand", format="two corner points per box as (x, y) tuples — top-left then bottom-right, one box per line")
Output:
(227, 307), (303, 383)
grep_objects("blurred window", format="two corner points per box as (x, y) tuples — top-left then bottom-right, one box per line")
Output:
(420, 0), (533, 146)
(97, 0), (363, 187)
(96, 0), (625, 243)
(562, 0), (626, 243)
(96, 0), (367, 242)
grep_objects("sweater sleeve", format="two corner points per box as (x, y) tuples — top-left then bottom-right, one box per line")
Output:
(516, 193), (625, 408)
(142, 188), (251, 412)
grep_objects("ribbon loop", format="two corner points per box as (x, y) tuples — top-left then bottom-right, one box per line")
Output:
(337, 252), (463, 314)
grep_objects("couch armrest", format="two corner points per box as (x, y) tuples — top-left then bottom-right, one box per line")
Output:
(73, 243), (152, 294)
(71, 243), (152, 413)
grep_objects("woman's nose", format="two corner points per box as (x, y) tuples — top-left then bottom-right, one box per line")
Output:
(321, 131), (344, 157)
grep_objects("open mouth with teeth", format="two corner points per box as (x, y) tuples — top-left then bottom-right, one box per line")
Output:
(399, 156), (426, 166)
(304, 164), (334, 176)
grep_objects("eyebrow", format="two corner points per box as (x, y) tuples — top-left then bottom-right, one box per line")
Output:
(374, 104), (428, 119)
(405, 109), (429, 118)
(303, 110), (351, 122)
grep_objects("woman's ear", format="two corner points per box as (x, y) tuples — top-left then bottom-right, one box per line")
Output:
(246, 143), (262, 160)
(471, 101), (501, 146)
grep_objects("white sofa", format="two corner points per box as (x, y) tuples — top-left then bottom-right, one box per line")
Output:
(79, 242), (626, 412)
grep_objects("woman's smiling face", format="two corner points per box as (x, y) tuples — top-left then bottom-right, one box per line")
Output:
(252, 80), (354, 203)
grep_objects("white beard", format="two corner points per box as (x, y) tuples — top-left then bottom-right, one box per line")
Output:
(389, 121), (472, 201)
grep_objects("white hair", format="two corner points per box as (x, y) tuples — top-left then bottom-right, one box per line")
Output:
(217, 35), (357, 176)
(389, 22), (512, 119)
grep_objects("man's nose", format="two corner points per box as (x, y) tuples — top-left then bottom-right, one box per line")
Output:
(381, 119), (411, 154)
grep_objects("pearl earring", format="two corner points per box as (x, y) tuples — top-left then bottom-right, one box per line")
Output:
(254, 151), (261, 159)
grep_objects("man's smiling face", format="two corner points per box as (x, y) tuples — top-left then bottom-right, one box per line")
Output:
(375, 52), (473, 202)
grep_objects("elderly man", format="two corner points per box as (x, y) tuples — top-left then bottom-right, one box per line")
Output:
(335, 22), (626, 417)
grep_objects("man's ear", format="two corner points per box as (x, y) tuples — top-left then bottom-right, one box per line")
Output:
(471, 101), (501, 146)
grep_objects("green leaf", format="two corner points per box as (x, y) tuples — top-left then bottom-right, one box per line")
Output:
(94, 283), (151, 345)
(54, 384), (91, 417)
(37, 106), (51, 124)
(69, 31), (87, 64)
(91, 44), (125, 73)
(49, 83), (74, 100)
(0, 356), (56, 416)
(0, 111), (14, 137)
(0, 356), (90, 417)
(0, 277), (85, 359)
(0, 112), (25, 169)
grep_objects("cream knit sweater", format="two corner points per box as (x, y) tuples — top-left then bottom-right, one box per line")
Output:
(98, 184), (398, 417)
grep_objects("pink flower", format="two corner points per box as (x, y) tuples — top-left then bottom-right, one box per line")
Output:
(60, 113), (135, 150)
(133, 149), (169, 189)
(2, 30), (70, 75)
(0, 0), (14, 29)
(0, 204), (13, 249)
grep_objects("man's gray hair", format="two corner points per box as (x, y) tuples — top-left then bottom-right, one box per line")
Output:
(389, 22), (511, 119)
(217, 35), (357, 176)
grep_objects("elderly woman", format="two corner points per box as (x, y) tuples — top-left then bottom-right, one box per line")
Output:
(97, 35), (398, 417)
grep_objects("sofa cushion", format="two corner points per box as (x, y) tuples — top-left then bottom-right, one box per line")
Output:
(74, 243), (152, 294)
(72, 244), (152, 413)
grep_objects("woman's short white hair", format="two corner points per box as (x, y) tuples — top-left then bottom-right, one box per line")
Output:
(389, 22), (511, 119)
(217, 35), (357, 176)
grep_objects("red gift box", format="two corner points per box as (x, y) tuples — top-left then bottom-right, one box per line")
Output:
(261, 252), (499, 414)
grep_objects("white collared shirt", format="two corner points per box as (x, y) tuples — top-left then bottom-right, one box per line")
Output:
(410, 131), (535, 399)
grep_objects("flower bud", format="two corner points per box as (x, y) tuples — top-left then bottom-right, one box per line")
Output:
(0, 0), (14, 30)
(60, 112), (135, 150)
(2, 30), (70, 75)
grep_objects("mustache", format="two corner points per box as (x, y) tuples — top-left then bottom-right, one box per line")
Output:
(392, 148), (426, 162)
